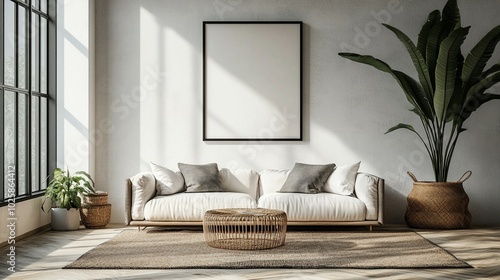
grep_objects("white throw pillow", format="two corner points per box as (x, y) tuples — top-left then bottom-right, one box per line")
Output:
(150, 162), (185, 195)
(130, 172), (156, 220)
(259, 169), (291, 195)
(323, 161), (361, 195)
(220, 168), (259, 199)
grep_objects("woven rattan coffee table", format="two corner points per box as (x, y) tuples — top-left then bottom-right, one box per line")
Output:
(203, 208), (287, 250)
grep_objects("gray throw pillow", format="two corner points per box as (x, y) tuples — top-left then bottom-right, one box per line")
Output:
(178, 163), (225, 192)
(279, 163), (336, 193)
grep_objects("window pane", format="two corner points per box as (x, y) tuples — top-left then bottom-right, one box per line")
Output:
(40, 0), (47, 13)
(18, 7), (28, 89)
(4, 91), (16, 198)
(32, 0), (39, 10)
(31, 96), (39, 191)
(31, 12), (40, 92)
(4, 0), (16, 86)
(40, 97), (47, 190)
(18, 94), (27, 195)
(40, 17), (47, 93)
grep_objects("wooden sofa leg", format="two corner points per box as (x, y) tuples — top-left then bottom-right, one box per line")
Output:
(369, 225), (373, 232)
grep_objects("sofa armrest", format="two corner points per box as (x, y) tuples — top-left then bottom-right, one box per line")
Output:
(126, 172), (157, 224)
(125, 179), (132, 225)
(354, 172), (384, 224)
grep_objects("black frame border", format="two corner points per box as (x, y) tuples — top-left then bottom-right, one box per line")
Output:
(202, 21), (303, 142)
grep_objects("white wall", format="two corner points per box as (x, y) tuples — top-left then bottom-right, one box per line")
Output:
(95, 0), (500, 225)
(0, 197), (51, 244)
(57, 0), (94, 174)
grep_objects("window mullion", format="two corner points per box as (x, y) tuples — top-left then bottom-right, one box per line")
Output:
(37, 10), (40, 93)
(35, 2), (41, 191)
(14, 4), (18, 88)
(27, 0), (33, 196)
(14, 3), (20, 197)
(1, 0), (4, 200)
(47, 0), (56, 187)
(0, 89), (3, 200)
(37, 96), (41, 191)
(11, 0), (29, 9)
(0, 0), (4, 85)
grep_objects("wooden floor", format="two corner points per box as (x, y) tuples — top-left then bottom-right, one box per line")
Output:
(1, 224), (499, 279)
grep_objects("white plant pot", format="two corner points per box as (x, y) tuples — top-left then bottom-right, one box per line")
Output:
(51, 208), (81, 231)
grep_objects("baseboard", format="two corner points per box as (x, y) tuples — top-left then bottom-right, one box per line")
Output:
(0, 224), (51, 249)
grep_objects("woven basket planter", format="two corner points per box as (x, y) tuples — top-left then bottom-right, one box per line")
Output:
(80, 192), (111, 229)
(405, 172), (471, 229)
(80, 204), (112, 229)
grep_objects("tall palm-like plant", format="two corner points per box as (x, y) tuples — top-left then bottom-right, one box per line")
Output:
(339, 0), (500, 182)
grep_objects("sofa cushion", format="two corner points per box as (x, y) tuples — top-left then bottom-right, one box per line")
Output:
(178, 163), (225, 192)
(144, 192), (257, 221)
(279, 163), (335, 193)
(259, 169), (291, 195)
(150, 162), (185, 195)
(323, 161), (361, 195)
(258, 193), (366, 221)
(130, 172), (156, 220)
(354, 173), (380, 221)
(220, 168), (259, 200)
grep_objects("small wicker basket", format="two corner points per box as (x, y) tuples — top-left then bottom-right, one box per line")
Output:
(83, 192), (108, 205)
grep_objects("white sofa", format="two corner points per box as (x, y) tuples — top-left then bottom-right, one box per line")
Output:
(125, 167), (384, 230)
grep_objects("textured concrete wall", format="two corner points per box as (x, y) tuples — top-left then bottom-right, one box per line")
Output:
(95, 0), (500, 225)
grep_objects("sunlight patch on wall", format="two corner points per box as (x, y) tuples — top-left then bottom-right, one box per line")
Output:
(138, 7), (196, 168)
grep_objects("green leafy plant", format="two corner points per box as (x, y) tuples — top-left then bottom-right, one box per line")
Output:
(339, 0), (500, 182)
(43, 168), (96, 210)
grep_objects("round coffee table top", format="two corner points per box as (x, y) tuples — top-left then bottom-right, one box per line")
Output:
(205, 208), (286, 217)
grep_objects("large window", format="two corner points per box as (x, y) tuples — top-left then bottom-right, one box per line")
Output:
(1, 0), (56, 205)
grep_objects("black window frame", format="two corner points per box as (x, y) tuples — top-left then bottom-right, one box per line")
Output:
(1, 0), (56, 206)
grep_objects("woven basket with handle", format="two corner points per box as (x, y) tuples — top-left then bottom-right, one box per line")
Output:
(405, 171), (472, 229)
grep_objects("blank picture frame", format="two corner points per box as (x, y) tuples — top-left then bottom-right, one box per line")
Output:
(203, 21), (302, 141)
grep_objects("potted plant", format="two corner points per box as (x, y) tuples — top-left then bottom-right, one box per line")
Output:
(43, 168), (96, 230)
(339, 0), (500, 228)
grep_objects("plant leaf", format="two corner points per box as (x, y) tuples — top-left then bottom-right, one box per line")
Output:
(393, 70), (434, 120)
(464, 70), (500, 104)
(458, 70), (500, 124)
(426, 21), (444, 85)
(426, 0), (460, 86)
(446, 53), (465, 122)
(383, 23), (434, 103)
(385, 123), (420, 136)
(417, 10), (441, 61)
(480, 63), (500, 80)
(441, 0), (461, 31)
(338, 53), (433, 119)
(462, 25), (500, 93)
(459, 92), (500, 124)
(434, 27), (470, 122)
(339, 53), (392, 72)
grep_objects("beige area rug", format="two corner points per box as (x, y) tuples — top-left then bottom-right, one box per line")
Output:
(65, 229), (471, 269)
